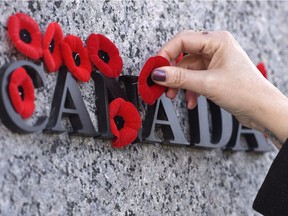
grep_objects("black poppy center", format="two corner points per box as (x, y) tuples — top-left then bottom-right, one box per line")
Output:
(18, 86), (25, 100)
(72, 52), (81, 66)
(98, 50), (110, 63)
(49, 39), (55, 53)
(20, 29), (32, 44)
(114, 115), (125, 130)
(147, 73), (155, 87)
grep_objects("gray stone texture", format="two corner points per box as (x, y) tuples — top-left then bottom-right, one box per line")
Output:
(0, 0), (287, 215)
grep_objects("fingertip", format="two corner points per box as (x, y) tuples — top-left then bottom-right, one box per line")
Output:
(165, 88), (178, 99)
(156, 49), (173, 62)
(187, 100), (197, 110)
(185, 90), (199, 109)
(151, 69), (166, 82)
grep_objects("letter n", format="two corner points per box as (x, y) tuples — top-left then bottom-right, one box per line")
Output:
(91, 72), (127, 139)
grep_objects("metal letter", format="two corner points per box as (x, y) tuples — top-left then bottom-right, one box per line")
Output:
(0, 60), (48, 133)
(143, 94), (190, 145)
(91, 72), (127, 139)
(189, 96), (233, 148)
(226, 117), (273, 152)
(45, 67), (99, 137)
(118, 75), (142, 142)
(118, 75), (139, 107)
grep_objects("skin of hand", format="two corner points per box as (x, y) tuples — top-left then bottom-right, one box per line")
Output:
(152, 30), (288, 149)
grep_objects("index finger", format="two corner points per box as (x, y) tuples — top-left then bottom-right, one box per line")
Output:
(157, 30), (227, 62)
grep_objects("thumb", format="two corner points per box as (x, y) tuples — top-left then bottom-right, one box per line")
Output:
(151, 66), (210, 95)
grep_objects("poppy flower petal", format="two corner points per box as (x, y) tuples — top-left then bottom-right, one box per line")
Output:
(61, 35), (92, 82)
(8, 67), (35, 119)
(110, 119), (120, 141)
(43, 22), (64, 72)
(138, 56), (170, 105)
(109, 98), (141, 148)
(121, 102), (142, 127)
(257, 62), (268, 79)
(109, 98), (122, 143)
(7, 13), (43, 60)
(175, 53), (184, 64)
(112, 127), (139, 148)
(87, 33), (123, 78)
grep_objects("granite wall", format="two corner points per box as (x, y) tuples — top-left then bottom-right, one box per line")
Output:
(1, 0), (288, 215)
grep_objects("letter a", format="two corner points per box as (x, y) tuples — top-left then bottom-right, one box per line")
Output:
(45, 67), (99, 137)
(143, 94), (189, 145)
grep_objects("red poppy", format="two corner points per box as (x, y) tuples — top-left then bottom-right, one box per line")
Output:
(61, 35), (92, 82)
(7, 13), (43, 60)
(138, 56), (170, 105)
(8, 67), (35, 119)
(43, 22), (64, 72)
(257, 62), (268, 79)
(86, 33), (123, 78)
(109, 98), (141, 148)
(175, 52), (184, 64)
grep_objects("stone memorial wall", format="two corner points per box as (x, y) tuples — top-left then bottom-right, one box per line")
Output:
(0, 1), (288, 215)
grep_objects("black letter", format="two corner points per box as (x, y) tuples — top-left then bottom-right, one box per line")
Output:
(143, 94), (189, 145)
(118, 75), (142, 142)
(0, 60), (48, 133)
(226, 117), (272, 152)
(45, 67), (99, 137)
(91, 72), (127, 139)
(189, 96), (233, 148)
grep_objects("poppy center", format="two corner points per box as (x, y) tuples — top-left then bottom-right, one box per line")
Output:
(72, 52), (81, 66)
(49, 39), (55, 53)
(146, 73), (155, 86)
(19, 29), (32, 43)
(114, 115), (125, 130)
(18, 86), (25, 100)
(98, 50), (110, 63)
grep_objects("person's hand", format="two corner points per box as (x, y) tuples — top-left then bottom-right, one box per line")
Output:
(151, 30), (288, 148)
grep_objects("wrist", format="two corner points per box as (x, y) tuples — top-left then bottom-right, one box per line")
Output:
(255, 88), (288, 149)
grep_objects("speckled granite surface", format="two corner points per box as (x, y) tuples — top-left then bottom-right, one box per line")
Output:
(0, 0), (288, 215)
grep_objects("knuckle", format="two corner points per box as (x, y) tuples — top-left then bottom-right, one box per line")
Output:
(175, 30), (194, 38)
(218, 31), (235, 43)
(169, 68), (185, 88)
(201, 74), (216, 96)
(177, 30), (189, 36)
(214, 31), (237, 50)
(219, 30), (233, 39)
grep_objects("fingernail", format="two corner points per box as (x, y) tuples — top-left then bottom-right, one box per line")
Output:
(187, 101), (193, 110)
(152, 69), (166, 82)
